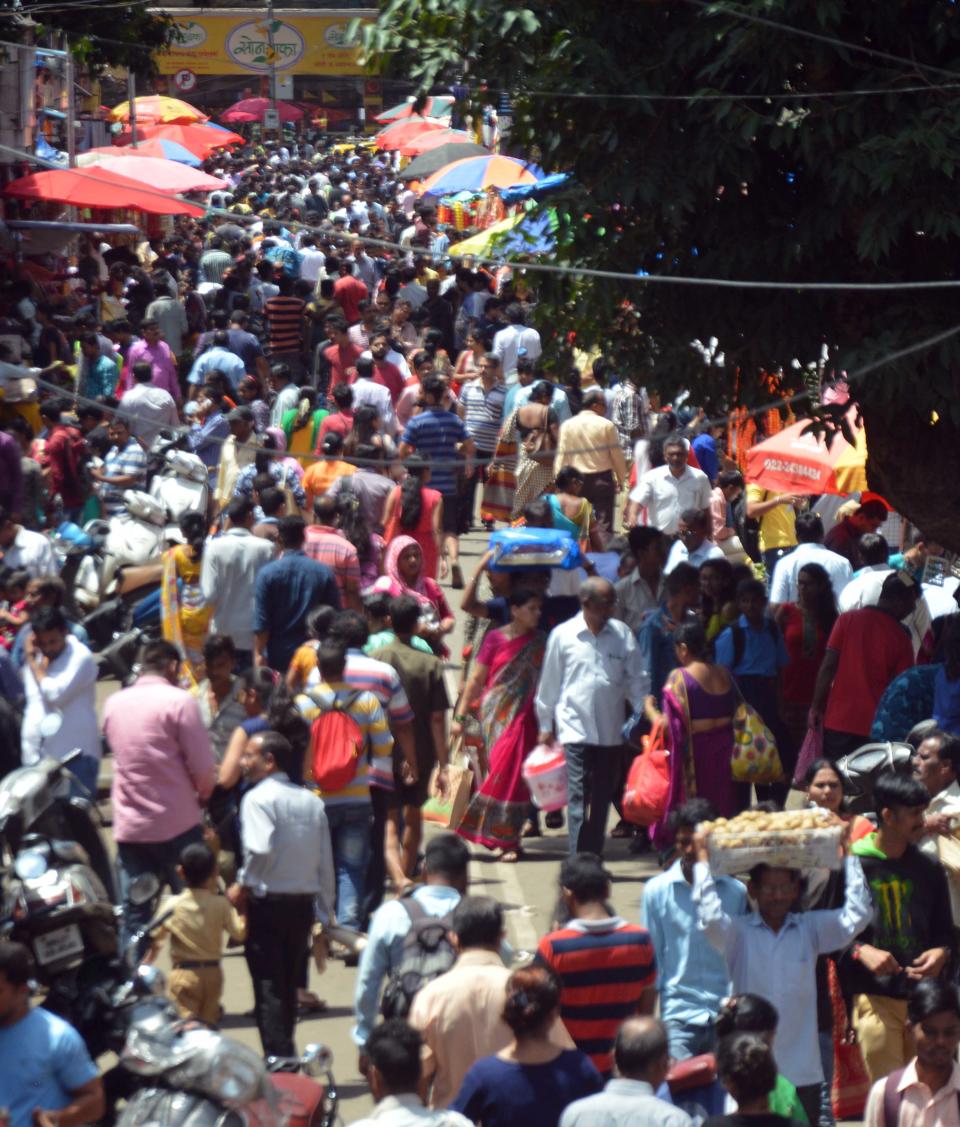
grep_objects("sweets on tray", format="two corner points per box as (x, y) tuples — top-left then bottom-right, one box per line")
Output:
(701, 807), (845, 874)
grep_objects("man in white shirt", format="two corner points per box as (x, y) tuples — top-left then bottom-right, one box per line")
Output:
(913, 730), (960, 925)
(0, 507), (57, 578)
(664, 509), (725, 574)
(536, 578), (648, 856)
(120, 361), (180, 448)
(298, 235), (327, 285)
(199, 498), (275, 666)
(492, 303), (542, 379)
(560, 1018), (692, 1127)
(627, 436), (711, 534)
(21, 606), (100, 796)
(228, 730), (334, 1058)
(768, 511), (853, 604)
(351, 356), (397, 435)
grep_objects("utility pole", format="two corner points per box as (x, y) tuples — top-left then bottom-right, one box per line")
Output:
(267, 0), (278, 136)
(64, 35), (76, 167)
(128, 69), (138, 147)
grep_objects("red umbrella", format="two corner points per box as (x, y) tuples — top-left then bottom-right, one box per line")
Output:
(221, 98), (303, 124)
(398, 129), (483, 157)
(374, 117), (448, 151)
(124, 123), (245, 158)
(3, 167), (206, 217)
(77, 154), (227, 194)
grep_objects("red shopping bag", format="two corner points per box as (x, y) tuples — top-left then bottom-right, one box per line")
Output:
(828, 958), (871, 1120)
(623, 721), (670, 827)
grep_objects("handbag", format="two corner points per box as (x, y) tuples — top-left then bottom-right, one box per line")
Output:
(521, 404), (557, 465)
(622, 721), (671, 826)
(792, 720), (824, 788)
(731, 700), (784, 784)
(829, 958), (871, 1119)
(421, 761), (475, 829)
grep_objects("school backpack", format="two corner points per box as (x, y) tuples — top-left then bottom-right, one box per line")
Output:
(380, 891), (456, 1019)
(306, 688), (366, 792)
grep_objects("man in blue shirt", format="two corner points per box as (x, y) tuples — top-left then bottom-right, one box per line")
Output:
(0, 941), (103, 1127)
(253, 515), (341, 672)
(189, 386), (231, 482)
(187, 330), (246, 393)
(714, 577), (791, 797)
(399, 375), (475, 589)
(641, 799), (747, 1059)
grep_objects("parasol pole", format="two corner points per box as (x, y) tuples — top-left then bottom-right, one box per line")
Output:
(128, 70), (138, 147)
(64, 36), (76, 168)
(268, 0), (278, 135)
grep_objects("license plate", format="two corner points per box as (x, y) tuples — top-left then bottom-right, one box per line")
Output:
(34, 924), (84, 966)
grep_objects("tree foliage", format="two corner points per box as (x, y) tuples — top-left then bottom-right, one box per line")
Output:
(355, 1), (960, 544)
(0, 0), (177, 76)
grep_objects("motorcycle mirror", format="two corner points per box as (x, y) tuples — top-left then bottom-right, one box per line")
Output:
(38, 712), (63, 739)
(129, 873), (160, 905)
(300, 1044), (333, 1078)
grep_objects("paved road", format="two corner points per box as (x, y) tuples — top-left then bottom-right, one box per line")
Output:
(88, 529), (662, 1120)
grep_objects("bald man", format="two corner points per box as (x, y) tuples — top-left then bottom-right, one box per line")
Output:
(560, 1017), (692, 1127)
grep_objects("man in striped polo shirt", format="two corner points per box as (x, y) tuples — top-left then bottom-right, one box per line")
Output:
(265, 274), (306, 380)
(400, 375), (475, 589)
(296, 640), (394, 930)
(536, 853), (657, 1078)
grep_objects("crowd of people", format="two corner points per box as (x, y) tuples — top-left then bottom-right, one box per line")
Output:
(2, 130), (960, 1127)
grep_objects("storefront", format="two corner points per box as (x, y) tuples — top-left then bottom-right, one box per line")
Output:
(148, 8), (381, 128)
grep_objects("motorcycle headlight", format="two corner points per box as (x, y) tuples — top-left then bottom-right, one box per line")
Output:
(168, 1034), (268, 1108)
(135, 965), (167, 996)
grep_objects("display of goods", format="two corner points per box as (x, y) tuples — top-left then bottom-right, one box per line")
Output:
(702, 807), (845, 874)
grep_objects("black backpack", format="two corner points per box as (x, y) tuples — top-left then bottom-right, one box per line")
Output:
(380, 892), (456, 1019)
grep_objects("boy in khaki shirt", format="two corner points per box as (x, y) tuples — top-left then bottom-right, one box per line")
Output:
(153, 842), (246, 1024)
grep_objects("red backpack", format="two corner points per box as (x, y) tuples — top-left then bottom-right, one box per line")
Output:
(306, 689), (367, 792)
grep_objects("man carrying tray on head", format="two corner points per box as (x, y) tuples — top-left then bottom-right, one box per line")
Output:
(692, 819), (872, 1125)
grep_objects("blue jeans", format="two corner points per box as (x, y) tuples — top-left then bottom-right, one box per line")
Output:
(116, 823), (205, 948)
(325, 803), (372, 929)
(66, 754), (100, 801)
(564, 743), (621, 856)
(668, 1020), (717, 1061)
(818, 1029), (836, 1127)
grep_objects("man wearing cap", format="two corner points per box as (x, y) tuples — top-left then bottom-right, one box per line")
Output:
(810, 572), (919, 760)
(216, 407), (261, 514)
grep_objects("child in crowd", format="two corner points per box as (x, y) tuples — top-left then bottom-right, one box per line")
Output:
(0, 569), (30, 650)
(152, 842), (246, 1025)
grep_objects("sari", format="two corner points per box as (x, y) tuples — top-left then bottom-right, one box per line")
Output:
(652, 665), (737, 847)
(457, 628), (545, 851)
(372, 535), (452, 655)
(161, 543), (213, 688)
(546, 493), (592, 547)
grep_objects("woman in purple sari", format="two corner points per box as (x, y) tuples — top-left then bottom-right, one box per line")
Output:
(645, 620), (739, 845)
(453, 588), (545, 862)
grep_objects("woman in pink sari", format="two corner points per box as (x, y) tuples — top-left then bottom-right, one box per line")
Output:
(373, 535), (454, 655)
(453, 588), (545, 862)
(645, 620), (739, 846)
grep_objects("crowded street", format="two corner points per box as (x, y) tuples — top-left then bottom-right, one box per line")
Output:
(3, 6), (960, 1127)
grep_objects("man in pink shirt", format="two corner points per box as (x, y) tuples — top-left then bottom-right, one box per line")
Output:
(102, 638), (217, 944)
(120, 320), (182, 404)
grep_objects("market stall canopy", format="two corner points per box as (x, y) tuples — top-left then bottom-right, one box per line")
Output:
(73, 154), (227, 194)
(108, 95), (206, 125)
(78, 138), (203, 167)
(375, 96), (454, 124)
(449, 209), (558, 257)
(419, 154), (540, 197)
(399, 139), (489, 178)
(3, 167), (206, 217)
(745, 410), (868, 495)
(399, 129), (486, 158)
(221, 98), (304, 124)
(374, 117), (448, 151)
(131, 123), (244, 158)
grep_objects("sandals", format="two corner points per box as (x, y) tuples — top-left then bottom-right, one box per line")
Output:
(498, 849), (522, 864)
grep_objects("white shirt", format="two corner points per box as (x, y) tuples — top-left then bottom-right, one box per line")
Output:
(693, 856), (871, 1087)
(351, 377), (396, 435)
(664, 537), (724, 574)
(535, 612), (649, 746)
(22, 635), (100, 765)
(3, 526), (57, 579)
(837, 564), (889, 612)
(864, 1059), (960, 1127)
(630, 464), (712, 535)
(199, 528), (275, 650)
(239, 771), (335, 917)
(919, 780), (960, 925)
(561, 1079), (693, 1127)
(350, 1094), (472, 1127)
(120, 383), (180, 447)
(492, 323), (542, 377)
(769, 541), (853, 603)
(299, 247), (327, 284)
(361, 346), (411, 380)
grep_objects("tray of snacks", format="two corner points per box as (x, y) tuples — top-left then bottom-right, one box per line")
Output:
(701, 808), (845, 874)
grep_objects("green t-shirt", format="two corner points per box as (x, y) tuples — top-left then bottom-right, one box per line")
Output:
(364, 628), (433, 656)
(769, 1072), (808, 1123)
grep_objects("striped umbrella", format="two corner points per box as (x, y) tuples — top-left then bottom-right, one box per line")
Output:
(375, 96), (454, 124)
(398, 129), (483, 157)
(73, 154), (227, 194)
(77, 138), (202, 167)
(419, 154), (539, 196)
(108, 95), (206, 125)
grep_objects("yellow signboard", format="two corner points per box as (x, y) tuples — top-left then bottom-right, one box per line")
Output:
(156, 14), (371, 76)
